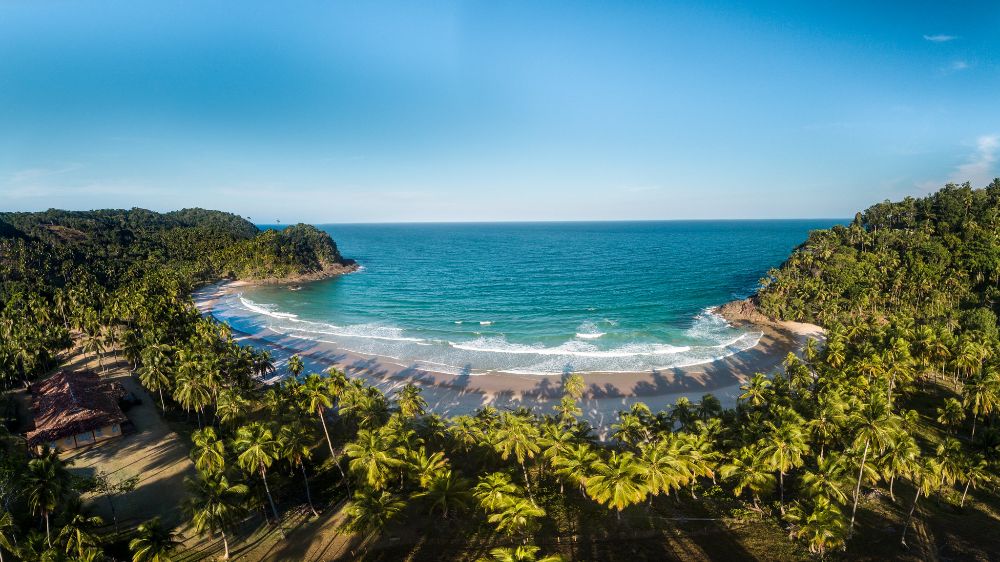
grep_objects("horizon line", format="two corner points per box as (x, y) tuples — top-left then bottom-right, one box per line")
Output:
(258, 217), (849, 226)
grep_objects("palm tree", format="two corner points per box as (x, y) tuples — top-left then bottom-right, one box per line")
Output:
(552, 443), (598, 496)
(935, 398), (965, 434)
(825, 338), (847, 369)
(611, 412), (649, 446)
(553, 396), (582, 425)
(562, 372), (586, 401)
(487, 496), (546, 536)
(173, 368), (211, 428)
(300, 373), (349, 492)
(637, 438), (685, 502)
(801, 453), (849, 504)
(408, 446), (449, 489)
(82, 328), (106, 374)
(415, 469), (472, 519)
(958, 452), (989, 508)
(0, 510), (16, 562)
(900, 458), (945, 547)
(129, 517), (180, 562)
(25, 448), (72, 547)
(739, 373), (772, 407)
(138, 345), (173, 411)
(963, 369), (1000, 438)
(720, 446), (775, 509)
(494, 413), (542, 500)
(785, 495), (847, 557)
(760, 420), (810, 513)
(395, 383), (427, 418)
(184, 473), (248, 560)
(252, 350), (276, 380)
(57, 513), (104, 559)
(345, 429), (404, 491)
(479, 545), (566, 562)
(585, 451), (648, 520)
(287, 355), (304, 377)
(847, 396), (900, 532)
(233, 422), (283, 533)
(343, 489), (406, 540)
(808, 392), (848, 460)
(215, 389), (249, 427)
(190, 427), (226, 475)
(278, 423), (319, 517)
(876, 432), (920, 502)
(474, 472), (520, 512)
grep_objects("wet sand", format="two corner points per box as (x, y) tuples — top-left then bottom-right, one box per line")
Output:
(192, 281), (823, 434)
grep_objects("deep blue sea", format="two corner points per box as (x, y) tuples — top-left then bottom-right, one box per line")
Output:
(212, 220), (840, 375)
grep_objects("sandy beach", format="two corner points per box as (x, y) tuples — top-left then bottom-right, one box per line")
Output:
(193, 281), (823, 434)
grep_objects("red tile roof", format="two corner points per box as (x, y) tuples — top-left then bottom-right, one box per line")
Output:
(26, 371), (127, 446)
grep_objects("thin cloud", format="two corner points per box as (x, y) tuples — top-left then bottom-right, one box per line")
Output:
(949, 134), (1000, 186)
(9, 163), (83, 183)
(923, 34), (957, 43)
(951, 60), (969, 71)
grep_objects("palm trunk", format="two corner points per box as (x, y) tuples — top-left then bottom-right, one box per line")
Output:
(301, 463), (318, 517)
(260, 468), (284, 538)
(158, 388), (165, 411)
(318, 410), (350, 495)
(44, 511), (51, 547)
(850, 440), (870, 533)
(960, 480), (971, 508)
(521, 462), (535, 504)
(900, 488), (920, 547)
(778, 471), (785, 513)
(971, 416), (977, 439)
(221, 531), (230, 559)
(889, 475), (896, 502)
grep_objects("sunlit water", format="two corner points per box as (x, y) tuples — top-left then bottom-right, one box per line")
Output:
(211, 220), (839, 375)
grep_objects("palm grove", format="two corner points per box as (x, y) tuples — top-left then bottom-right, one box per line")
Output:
(2, 183), (1000, 560)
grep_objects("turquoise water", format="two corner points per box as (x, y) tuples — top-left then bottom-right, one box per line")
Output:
(212, 220), (840, 375)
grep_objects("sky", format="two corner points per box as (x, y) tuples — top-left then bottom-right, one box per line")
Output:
(1, 1), (999, 223)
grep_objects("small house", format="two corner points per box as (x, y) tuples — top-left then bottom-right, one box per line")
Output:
(26, 371), (128, 452)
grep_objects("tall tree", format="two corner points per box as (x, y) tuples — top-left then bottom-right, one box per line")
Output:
(129, 517), (181, 562)
(184, 473), (248, 560)
(233, 422), (284, 534)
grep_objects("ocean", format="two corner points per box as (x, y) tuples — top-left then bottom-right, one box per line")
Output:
(210, 220), (840, 376)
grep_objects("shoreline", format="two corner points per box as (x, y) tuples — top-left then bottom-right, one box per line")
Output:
(192, 281), (824, 433)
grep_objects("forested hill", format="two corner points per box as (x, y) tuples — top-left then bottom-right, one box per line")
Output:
(0, 207), (351, 294)
(757, 179), (1000, 333)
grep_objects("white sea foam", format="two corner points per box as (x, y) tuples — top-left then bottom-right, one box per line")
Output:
(228, 293), (761, 375)
(449, 336), (691, 358)
(479, 321), (493, 326)
(282, 323), (426, 343)
(575, 321), (605, 340)
(239, 296), (299, 320)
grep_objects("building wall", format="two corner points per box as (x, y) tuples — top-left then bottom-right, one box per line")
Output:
(46, 423), (122, 451)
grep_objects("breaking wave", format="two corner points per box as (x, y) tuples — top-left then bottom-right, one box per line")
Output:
(214, 294), (762, 375)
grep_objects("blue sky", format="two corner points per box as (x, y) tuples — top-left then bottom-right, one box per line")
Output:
(1, 1), (998, 222)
